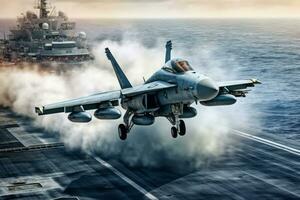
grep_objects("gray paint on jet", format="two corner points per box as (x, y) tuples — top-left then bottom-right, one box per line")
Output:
(35, 40), (261, 140)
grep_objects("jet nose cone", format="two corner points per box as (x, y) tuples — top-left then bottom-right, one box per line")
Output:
(197, 78), (219, 101)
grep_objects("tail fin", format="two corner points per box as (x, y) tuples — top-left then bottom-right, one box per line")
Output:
(165, 40), (172, 63)
(105, 48), (132, 89)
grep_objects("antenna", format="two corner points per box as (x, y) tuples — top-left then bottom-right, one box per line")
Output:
(49, 6), (56, 16)
(35, 0), (49, 18)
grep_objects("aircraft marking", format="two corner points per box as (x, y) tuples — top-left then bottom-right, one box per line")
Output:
(244, 171), (300, 197)
(232, 130), (300, 156)
(92, 155), (158, 200)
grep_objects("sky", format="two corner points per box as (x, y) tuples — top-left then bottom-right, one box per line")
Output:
(0, 0), (300, 19)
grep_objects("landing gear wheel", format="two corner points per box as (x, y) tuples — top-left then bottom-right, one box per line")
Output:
(171, 127), (178, 138)
(118, 124), (127, 140)
(178, 120), (186, 136)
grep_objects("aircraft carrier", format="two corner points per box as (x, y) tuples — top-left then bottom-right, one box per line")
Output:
(0, 106), (299, 200)
(0, 0), (93, 67)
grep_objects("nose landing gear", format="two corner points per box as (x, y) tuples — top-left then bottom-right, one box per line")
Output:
(118, 124), (128, 140)
(169, 116), (186, 138)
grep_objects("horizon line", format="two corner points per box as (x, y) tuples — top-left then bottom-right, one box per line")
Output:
(0, 17), (300, 20)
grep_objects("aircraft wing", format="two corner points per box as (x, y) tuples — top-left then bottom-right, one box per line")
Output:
(35, 90), (121, 115)
(35, 81), (175, 115)
(218, 79), (261, 97)
(121, 81), (176, 97)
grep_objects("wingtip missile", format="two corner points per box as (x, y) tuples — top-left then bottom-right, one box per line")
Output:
(251, 79), (262, 84)
(35, 107), (44, 115)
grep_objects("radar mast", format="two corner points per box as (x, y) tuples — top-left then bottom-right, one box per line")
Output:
(35, 0), (49, 18)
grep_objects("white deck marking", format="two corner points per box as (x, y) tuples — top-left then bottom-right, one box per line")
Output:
(244, 171), (300, 197)
(92, 155), (158, 200)
(232, 130), (300, 156)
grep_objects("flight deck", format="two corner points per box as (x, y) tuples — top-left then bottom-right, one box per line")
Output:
(0, 107), (299, 199)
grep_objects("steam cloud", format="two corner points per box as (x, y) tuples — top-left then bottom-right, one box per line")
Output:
(0, 40), (256, 169)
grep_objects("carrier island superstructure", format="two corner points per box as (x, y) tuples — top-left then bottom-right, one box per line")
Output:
(0, 0), (94, 66)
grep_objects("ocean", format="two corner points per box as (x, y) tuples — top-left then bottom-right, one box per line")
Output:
(1, 18), (299, 144)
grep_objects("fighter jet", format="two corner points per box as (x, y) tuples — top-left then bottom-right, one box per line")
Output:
(35, 41), (261, 140)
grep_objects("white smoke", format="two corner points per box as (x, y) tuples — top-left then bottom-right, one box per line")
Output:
(0, 40), (256, 169)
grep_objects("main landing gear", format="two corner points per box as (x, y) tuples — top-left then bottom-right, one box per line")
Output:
(118, 124), (128, 140)
(117, 109), (187, 140)
(167, 104), (187, 139)
(118, 110), (133, 140)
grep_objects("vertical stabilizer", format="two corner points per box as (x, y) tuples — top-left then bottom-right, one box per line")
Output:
(165, 40), (172, 63)
(105, 48), (132, 89)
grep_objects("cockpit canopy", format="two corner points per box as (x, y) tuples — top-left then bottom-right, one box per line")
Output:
(162, 58), (194, 73)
